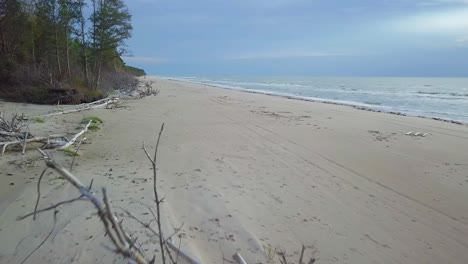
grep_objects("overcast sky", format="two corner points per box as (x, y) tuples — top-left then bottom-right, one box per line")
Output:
(122, 0), (468, 77)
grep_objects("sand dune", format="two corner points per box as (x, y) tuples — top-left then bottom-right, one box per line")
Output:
(1, 78), (468, 263)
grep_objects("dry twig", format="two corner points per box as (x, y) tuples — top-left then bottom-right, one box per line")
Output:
(143, 123), (167, 264)
(70, 138), (85, 172)
(20, 210), (58, 264)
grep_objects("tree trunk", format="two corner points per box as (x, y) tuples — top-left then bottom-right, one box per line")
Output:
(53, 2), (62, 79)
(79, 0), (89, 86)
(31, 25), (35, 67)
(91, 0), (97, 89)
(93, 0), (106, 90)
(0, 23), (5, 57)
(65, 27), (71, 82)
(95, 60), (102, 91)
(54, 26), (62, 78)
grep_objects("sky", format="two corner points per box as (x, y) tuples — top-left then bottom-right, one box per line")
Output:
(121, 0), (468, 77)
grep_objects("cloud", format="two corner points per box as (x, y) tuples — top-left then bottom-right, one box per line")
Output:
(122, 56), (168, 64)
(226, 50), (353, 60)
(418, 0), (468, 5)
(455, 36), (468, 45)
(391, 8), (468, 34)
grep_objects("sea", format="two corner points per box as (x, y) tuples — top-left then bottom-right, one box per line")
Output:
(166, 76), (468, 123)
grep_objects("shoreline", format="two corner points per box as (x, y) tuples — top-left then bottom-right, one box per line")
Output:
(164, 77), (467, 126)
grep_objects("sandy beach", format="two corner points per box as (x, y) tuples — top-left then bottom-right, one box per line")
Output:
(1, 77), (468, 264)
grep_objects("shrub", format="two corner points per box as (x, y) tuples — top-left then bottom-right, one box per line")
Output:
(80, 116), (103, 124)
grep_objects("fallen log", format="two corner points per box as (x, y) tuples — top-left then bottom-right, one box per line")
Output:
(39, 97), (118, 117)
(59, 120), (92, 150)
(233, 252), (247, 264)
(0, 131), (27, 138)
(1, 135), (67, 156)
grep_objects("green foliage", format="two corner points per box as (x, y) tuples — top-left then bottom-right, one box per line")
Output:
(62, 147), (79, 157)
(81, 116), (103, 124)
(81, 116), (102, 131)
(34, 117), (45, 123)
(124, 65), (146, 77)
(88, 124), (100, 131)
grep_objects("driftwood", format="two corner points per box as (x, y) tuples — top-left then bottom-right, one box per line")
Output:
(0, 131), (28, 138)
(1, 117), (92, 156)
(233, 253), (247, 264)
(39, 97), (118, 117)
(1, 135), (67, 156)
(0, 112), (29, 134)
(59, 120), (92, 150)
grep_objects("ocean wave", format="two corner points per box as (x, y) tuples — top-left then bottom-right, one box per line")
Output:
(165, 76), (468, 123)
(417, 91), (468, 97)
(417, 91), (441, 95)
(363, 101), (382, 106)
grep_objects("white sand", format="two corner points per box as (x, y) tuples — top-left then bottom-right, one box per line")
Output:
(1, 78), (468, 263)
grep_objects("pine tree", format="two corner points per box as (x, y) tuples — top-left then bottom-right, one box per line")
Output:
(90, 0), (131, 89)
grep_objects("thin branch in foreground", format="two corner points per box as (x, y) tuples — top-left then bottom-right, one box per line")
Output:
(70, 138), (85, 172)
(298, 245), (305, 264)
(121, 209), (159, 237)
(175, 236), (182, 264)
(20, 210), (58, 264)
(33, 168), (48, 220)
(275, 246), (316, 264)
(143, 123), (166, 264)
(17, 196), (85, 221)
(16, 179), (94, 221)
(103, 188), (127, 246)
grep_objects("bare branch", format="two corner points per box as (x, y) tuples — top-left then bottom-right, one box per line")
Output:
(142, 141), (154, 164)
(20, 210), (58, 264)
(298, 245), (305, 264)
(153, 123), (164, 162)
(167, 239), (201, 264)
(175, 236), (182, 264)
(103, 188), (127, 246)
(144, 123), (166, 264)
(121, 209), (159, 237)
(233, 252), (247, 264)
(163, 224), (184, 244)
(17, 196), (85, 221)
(70, 138), (85, 172)
(59, 120), (91, 150)
(33, 168), (48, 220)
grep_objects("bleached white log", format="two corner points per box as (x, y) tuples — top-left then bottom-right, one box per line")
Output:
(0, 131), (25, 137)
(58, 120), (92, 150)
(39, 97), (117, 117)
(1, 135), (66, 156)
(22, 132), (28, 155)
(233, 252), (248, 264)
